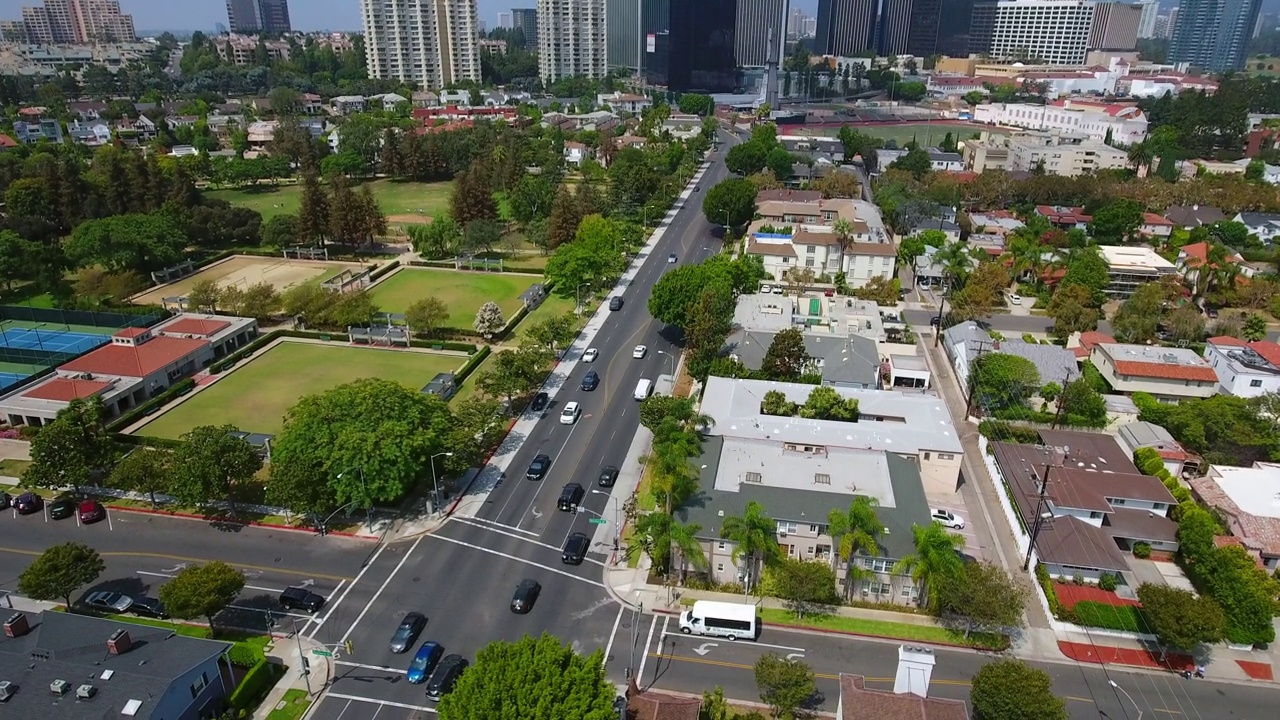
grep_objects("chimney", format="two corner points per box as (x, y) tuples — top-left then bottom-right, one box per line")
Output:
(893, 645), (935, 698)
(3, 612), (29, 638)
(107, 629), (132, 655)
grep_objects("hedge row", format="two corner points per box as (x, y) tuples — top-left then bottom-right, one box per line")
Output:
(106, 378), (196, 432)
(228, 658), (285, 710)
(977, 419), (1041, 444)
(1066, 600), (1149, 633)
(369, 259), (400, 281)
(407, 260), (544, 275)
(209, 330), (284, 374)
(1133, 447), (1193, 505)
(409, 339), (478, 353)
(454, 345), (492, 384)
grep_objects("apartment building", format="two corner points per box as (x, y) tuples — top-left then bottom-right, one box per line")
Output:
(973, 98), (1148, 144)
(11, 0), (135, 44)
(989, 0), (1097, 66)
(214, 34), (292, 65)
(1203, 337), (1280, 398)
(538, 0), (607, 82)
(1097, 245), (1177, 298)
(513, 7), (538, 48)
(1005, 133), (1129, 175)
(361, 0), (480, 89)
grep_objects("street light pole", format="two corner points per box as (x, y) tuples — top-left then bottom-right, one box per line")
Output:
(657, 349), (675, 378)
(431, 452), (454, 516)
(591, 489), (621, 554)
(1108, 680), (1142, 720)
(576, 281), (591, 314)
(293, 618), (312, 696)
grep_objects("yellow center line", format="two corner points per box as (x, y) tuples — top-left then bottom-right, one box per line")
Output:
(0, 547), (353, 582)
(647, 652), (970, 686)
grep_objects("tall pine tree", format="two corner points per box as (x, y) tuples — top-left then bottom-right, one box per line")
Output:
(296, 170), (330, 247)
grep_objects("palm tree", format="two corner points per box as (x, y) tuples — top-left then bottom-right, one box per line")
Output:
(631, 512), (707, 580)
(721, 500), (783, 593)
(893, 523), (966, 611)
(1007, 237), (1047, 289)
(832, 217), (856, 266)
(933, 241), (978, 292)
(827, 497), (883, 599)
(1126, 141), (1153, 175)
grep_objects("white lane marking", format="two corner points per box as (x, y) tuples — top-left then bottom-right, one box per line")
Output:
(338, 536), (423, 645)
(323, 694), (437, 714)
(333, 660), (405, 674)
(448, 517), (561, 551)
(106, 509), (114, 532)
(331, 698), (353, 720)
(636, 614), (660, 682)
(426, 533), (605, 587)
(602, 603), (625, 669)
(659, 631), (805, 653)
(136, 570), (285, 595)
(296, 579), (342, 636)
(451, 515), (539, 537)
(308, 543), (386, 639)
(227, 604), (312, 619)
(516, 418), (586, 530)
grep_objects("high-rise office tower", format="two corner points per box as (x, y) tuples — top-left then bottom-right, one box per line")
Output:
(1169, 0), (1262, 71)
(1090, 2), (1141, 50)
(645, 0), (738, 93)
(989, 0), (1096, 65)
(226, 0), (260, 32)
(1166, 6), (1178, 35)
(1152, 10), (1169, 35)
(226, 0), (291, 33)
(936, 0), (982, 56)
(498, 10), (512, 27)
(512, 7), (538, 48)
(257, 0), (291, 33)
(1136, 0), (1159, 35)
(814, 0), (876, 56)
(361, 0), (481, 88)
(736, 0), (786, 67)
(538, 0), (606, 82)
(607, 0), (642, 71)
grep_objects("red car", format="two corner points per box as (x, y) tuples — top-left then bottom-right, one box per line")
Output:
(78, 500), (105, 524)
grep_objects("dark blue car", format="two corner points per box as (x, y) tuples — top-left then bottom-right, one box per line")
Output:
(406, 641), (444, 684)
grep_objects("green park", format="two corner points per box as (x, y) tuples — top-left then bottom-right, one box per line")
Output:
(205, 179), (452, 223)
(368, 267), (531, 330)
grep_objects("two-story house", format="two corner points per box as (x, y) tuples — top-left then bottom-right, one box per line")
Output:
(1190, 462), (1280, 572)
(745, 224), (896, 288)
(1035, 205), (1091, 230)
(563, 140), (592, 166)
(1091, 343), (1218, 401)
(332, 95), (366, 115)
(1203, 336), (1280, 397)
(12, 118), (63, 144)
(1138, 213), (1174, 239)
(1234, 212), (1280, 244)
(67, 120), (112, 146)
(597, 91), (652, 114)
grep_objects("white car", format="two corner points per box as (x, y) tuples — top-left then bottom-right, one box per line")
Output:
(582, 348), (599, 363)
(772, 285), (783, 295)
(632, 345), (648, 359)
(86, 591), (134, 613)
(668, 253), (677, 263)
(760, 284), (772, 293)
(1008, 293), (1022, 305)
(559, 401), (581, 425)
(931, 508), (965, 530)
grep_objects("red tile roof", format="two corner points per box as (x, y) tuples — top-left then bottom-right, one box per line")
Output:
(1112, 359), (1218, 382)
(59, 336), (207, 378)
(114, 327), (149, 338)
(22, 377), (111, 402)
(163, 318), (230, 336)
(1048, 99), (1140, 117)
(929, 76), (983, 87)
(0, 134), (18, 149)
(839, 674), (968, 720)
(1074, 331), (1117, 358)
(1248, 340), (1280, 368)
(1036, 205), (1092, 224)
(1192, 477), (1280, 561)
(1142, 213), (1173, 226)
(1208, 335), (1248, 347)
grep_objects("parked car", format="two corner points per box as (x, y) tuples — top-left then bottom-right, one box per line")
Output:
(632, 345), (647, 359)
(13, 492), (42, 514)
(85, 591), (134, 613)
(510, 579), (541, 614)
(389, 612), (427, 654)
(526, 453), (551, 481)
(760, 284), (772, 293)
(598, 466), (619, 488)
(279, 586), (325, 613)
(929, 315), (941, 327)
(48, 497), (76, 520)
(407, 641), (445, 684)
(580, 370), (599, 391)
(78, 500), (105, 524)
(559, 401), (581, 425)
(530, 392), (549, 413)
(609, 296), (624, 311)
(562, 532), (590, 564)
(772, 286), (783, 294)
(582, 348), (599, 363)
(1008, 293), (1022, 305)
(425, 654), (468, 700)
(557, 483), (584, 512)
(130, 597), (168, 619)
(930, 508), (966, 530)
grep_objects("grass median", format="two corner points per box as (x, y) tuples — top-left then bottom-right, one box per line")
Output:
(266, 688), (312, 720)
(757, 608), (1008, 650)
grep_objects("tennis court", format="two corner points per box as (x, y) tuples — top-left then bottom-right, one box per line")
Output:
(0, 326), (112, 354)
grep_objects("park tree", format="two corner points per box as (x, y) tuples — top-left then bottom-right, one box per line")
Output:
(295, 170), (329, 247)
(108, 446), (173, 507)
(17, 542), (104, 609)
(473, 301), (506, 339)
(544, 214), (628, 297)
(269, 378), (454, 512)
(970, 660), (1067, 720)
(544, 185), (585, 250)
(436, 633), (615, 720)
(260, 214), (299, 250)
(461, 219), (503, 255)
(1087, 198), (1144, 242)
(157, 562), (246, 633)
(971, 353), (1041, 411)
(768, 558), (840, 618)
(23, 397), (113, 492)
(168, 425), (263, 512)
(66, 212), (186, 273)
(754, 654), (817, 720)
(702, 177), (757, 228)
(1136, 583), (1226, 653)
(185, 278), (222, 313)
(405, 296), (451, 338)
(478, 346), (552, 404)
(1046, 284), (1101, 337)
(226, 282), (281, 321)
(525, 313), (576, 353)
(407, 213), (462, 258)
(760, 327), (809, 381)
(936, 561), (1028, 636)
(509, 174), (557, 225)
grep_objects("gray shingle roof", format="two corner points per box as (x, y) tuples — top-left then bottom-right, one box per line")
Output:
(723, 330), (879, 387)
(944, 322), (1076, 387)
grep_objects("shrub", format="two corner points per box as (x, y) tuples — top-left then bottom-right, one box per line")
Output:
(209, 330), (284, 374)
(227, 658), (284, 710)
(1072, 573), (1085, 586)
(1035, 564), (1062, 618)
(1133, 542), (1152, 559)
(977, 419), (1041, 444)
(368, 260), (400, 281)
(1071, 601), (1147, 632)
(106, 378), (197, 432)
(454, 345), (492, 384)
(226, 643), (260, 667)
(1099, 573), (1119, 592)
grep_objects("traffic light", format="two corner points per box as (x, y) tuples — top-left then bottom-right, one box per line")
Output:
(344, 639), (354, 656)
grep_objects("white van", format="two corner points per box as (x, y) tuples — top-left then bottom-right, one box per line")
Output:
(679, 600), (757, 641)
(633, 378), (653, 400)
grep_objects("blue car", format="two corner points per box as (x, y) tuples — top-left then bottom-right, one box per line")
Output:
(406, 641), (444, 684)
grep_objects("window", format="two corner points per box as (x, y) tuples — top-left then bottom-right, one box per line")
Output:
(1252, 379), (1264, 388)
(744, 472), (762, 484)
(777, 521), (798, 534)
(923, 452), (931, 460)
(901, 585), (916, 598)
(717, 563), (724, 572)
(717, 541), (726, 550)
(814, 473), (831, 485)
(938, 453), (955, 460)
(190, 672), (209, 698)
(809, 524), (827, 535)
(815, 544), (832, 560)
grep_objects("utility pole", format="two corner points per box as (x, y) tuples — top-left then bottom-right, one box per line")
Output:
(963, 340), (991, 417)
(293, 618), (312, 696)
(1049, 369), (1073, 430)
(931, 295), (947, 347)
(1024, 446), (1065, 571)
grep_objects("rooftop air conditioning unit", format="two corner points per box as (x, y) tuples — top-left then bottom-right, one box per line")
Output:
(50, 679), (69, 695)
(0, 681), (14, 701)
(76, 684), (96, 699)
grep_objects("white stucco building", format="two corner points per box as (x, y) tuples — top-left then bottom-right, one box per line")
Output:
(360, 0), (481, 89)
(973, 98), (1148, 145)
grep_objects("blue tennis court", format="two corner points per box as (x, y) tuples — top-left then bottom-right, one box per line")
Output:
(0, 327), (111, 354)
(0, 372), (27, 390)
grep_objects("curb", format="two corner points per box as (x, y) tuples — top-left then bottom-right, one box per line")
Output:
(104, 502), (379, 540)
(445, 416), (520, 517)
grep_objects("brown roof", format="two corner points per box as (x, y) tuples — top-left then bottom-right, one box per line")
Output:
(114, 327), (149, 338)
(627, 685), (701, 720)
(59, 336), (207, 379)
(839, 674), (968, 720)
(757, 189), (821, 203)
(1191, 474), (1280, 557)
(758, 200), (826, 219)
(746, 241), (797, 257)
(1055, 466), (1175, 505)
(22, 377), (111, 402)
(793, 228), (840, 246)
(1111, 359), (1218, 382)
(1105, 507), (1179, 544)
(847, 242), (896, 257)
(1038, 429), (1137, 470)
(163, 318), (230, 337)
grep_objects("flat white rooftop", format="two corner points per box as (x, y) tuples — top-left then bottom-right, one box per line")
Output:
(1212, 464), (1280, 520)
(1098, 245), (1176, 271)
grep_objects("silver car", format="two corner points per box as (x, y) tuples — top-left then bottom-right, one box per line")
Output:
(86, 591), (134, 613)
(389, 612), (427, 654)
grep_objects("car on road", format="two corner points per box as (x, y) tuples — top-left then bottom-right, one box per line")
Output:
(510, 579), (541, 614)
(668, 253), (677, 263)
(13, 492), (42, 515)
(695, 185), (701, 191)
(406, 641), (444, 684)
(557, 483), (584, 512)
(129, 597), (168, 619)
(425, 653), (468, 700)
(609, 296), (624, 311)
(563, 532), (590, 564)
(580, 370), (599, 391)
(559, 401), (581, 425)
(1206, 306), (1220, 319)
(530, 392), (549, 413)
(582, 348), (599, 363)
(632, 345), (647, 359)
(526, 453), (551, 481)
(1008, 293), (1022, 305)
(931, 508), (966, 530)
(598, 466), (619, 488)
(85, 591), (134, 613)
(49, 497), (76, 520)
(78, 500), (105, 524)
(389, 612), (427, 654)
(279, 586), (325, 613)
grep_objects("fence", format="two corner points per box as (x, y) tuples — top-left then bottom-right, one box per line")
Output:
(0, 305), (163, 329)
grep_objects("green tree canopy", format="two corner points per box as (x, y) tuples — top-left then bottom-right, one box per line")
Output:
(936, 561), (1028, 636)
(544, 214), (629, 297)
(157, 561), (246, 631)
(1136, 583), (1226, 652)
(970, 659), (1067, 720)
(761, 327), (809, 381)
(66, 212), (186, 273)
(1087, 198), (1143, 242)
(23, 397), (113, 492)
(754, 654), (817, 720)
(702, 177), (758, 228)
(972, 353), (1041, 411)
(17, 542), (104, 609)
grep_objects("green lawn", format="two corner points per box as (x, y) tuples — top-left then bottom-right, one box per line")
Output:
(0, 459), (31, 477)
(266, 689), (312, 720)
(135, 342), (463, 438)
(757, 608), (1007, 650)
(515, 293), (580, 342)
(205, 179), (452, 222)
(369, 268), (530, 331)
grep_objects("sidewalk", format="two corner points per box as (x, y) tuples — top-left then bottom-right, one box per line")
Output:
(252, 630), (334, 720)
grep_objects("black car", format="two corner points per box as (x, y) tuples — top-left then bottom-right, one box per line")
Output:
(510, 579), (541, 614)
(0, 492), (9, 509)
(609, 296), (624, 311)
(526, 453), (551, 481)
(48, 497), (76, 520)
(598, 466), (619, 488)
(279, 586), (325, 613)
(389, 612), (427, 654)
(530, 392), (549, 413)
(557, 483), (584, 512)
(130, 597), (169, 620)
(580, 370), (599, 391)
(12, 492), (42, 515)
(425, 653), (468, 700)
(562, 532), (589, 565)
